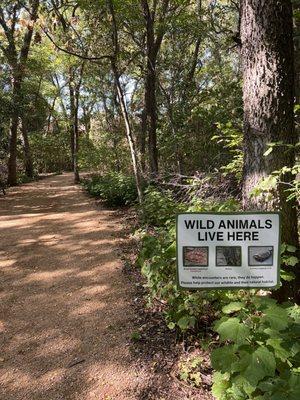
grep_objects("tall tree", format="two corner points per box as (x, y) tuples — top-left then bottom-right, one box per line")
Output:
(0, 0), (39, 185)
(140, 0), (169, 177)
(69, 62), (84, 183)
(240, 0), (299, 300)
(107, 0), (143, 203)
(293, 0), (300, 105)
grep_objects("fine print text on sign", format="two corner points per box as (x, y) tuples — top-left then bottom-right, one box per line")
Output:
(176, 212), (280, 289)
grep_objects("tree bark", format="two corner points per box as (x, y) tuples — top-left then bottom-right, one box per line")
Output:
(139, 108), (147, 174)
(294, 1), (300, 105)
(145, 44), (159, 177)
(141, 0), (169, 177)
(21, 118), (34, 178)
(69, 72), (80, 184)
(2, 0), (39, 185)
(7, 76), (21, 185)
(241, 0), (299, 301)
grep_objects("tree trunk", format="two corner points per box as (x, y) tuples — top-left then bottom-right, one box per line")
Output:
(141, 0), (169, 177)
(69, 75), (80, 184)
(21, 118), (34, 178)
(112, 63), (143, 203)
(5, 0), (39, 186)
(241, 0), (299, 301)
(108, 0), (143, 203)
(294, 1), (300, 104)
(139, 108), (147, 174)
(7, 77), (21, 186)
(145, 50), (159, 177)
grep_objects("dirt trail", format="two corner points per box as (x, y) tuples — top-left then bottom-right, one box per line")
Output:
(0, 173), (143, 400)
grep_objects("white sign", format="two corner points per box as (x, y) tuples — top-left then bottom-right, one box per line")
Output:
(176, 212), (280, 289)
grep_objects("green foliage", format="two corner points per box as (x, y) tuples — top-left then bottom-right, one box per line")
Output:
(211, 122), (243, 182)
(130, 331), (141, 341)
(137, 193), (240, 331)
(30, 132), (71, 173)
(138, 183), (299, 400)
(78, 130), (131, 173)
(82, 173), (138, 206)
(178, 356), (204, 387)
(17, 172), (38, 185)
(280, 244), (299, 282)
(211, 297), (300, 400)
(251, 143), (300, 203)
(140, 186), (185, 226)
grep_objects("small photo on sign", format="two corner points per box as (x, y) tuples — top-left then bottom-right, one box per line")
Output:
(249, 246), (273, 266)
(216, 246), (242, 267)
(183, 246), (208, 267)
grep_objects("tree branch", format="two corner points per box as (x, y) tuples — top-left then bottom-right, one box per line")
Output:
(43, 29), (112, 62)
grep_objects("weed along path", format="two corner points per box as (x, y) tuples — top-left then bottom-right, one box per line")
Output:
(0, 173), (142, 400)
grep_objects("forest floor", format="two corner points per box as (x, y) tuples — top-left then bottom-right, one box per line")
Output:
(0, 173), (212, 400)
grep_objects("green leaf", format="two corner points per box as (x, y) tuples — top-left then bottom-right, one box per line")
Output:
(167, 322), (176, 330)
(287, 304), (300, 322)
(211, 345), (238, 372)
(190, 372), (202, 386)
(280, 269), (296, 282)
(214, 317), (251, 344)
(231, 375), (256, 397)
(286, 245), (297, 253)
(222, 302), (244, 314)
(177, 315), (196, 331)
(285, 256), (299, 267)
(179, 371), (189, 381)
(262, 305), (289, 331)
(190, 356), (203, 368)
(165, 242), (176, 257)
(212, 372), (231, 399)
(243, 347), (276, 386)
(280, 244), (287, 254)
(266, 338), (290, 361)
(288, 373), (300, 400)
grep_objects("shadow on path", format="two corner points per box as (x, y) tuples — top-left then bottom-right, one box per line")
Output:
(0, 173), (141, 400)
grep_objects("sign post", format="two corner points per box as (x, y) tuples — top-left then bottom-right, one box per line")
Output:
(176, 212), (280, 290)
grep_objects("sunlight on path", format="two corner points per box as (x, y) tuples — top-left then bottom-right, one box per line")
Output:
(0, 174), (141, 400)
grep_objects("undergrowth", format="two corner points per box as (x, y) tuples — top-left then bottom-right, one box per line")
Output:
(82, 172), (138, 206)
(136, 186), (300, 400)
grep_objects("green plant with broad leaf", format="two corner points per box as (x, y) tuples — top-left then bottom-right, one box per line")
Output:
(211, 297), (300, 400)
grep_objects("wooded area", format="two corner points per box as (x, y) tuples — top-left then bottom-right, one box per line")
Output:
(0, 1), (299, 399)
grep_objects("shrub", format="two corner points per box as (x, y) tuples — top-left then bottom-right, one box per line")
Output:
(137, 182), (300, 400)
(140, 186), (185, 226)
(17, 172), (38, 184)
(82, 172), (138, 206)
(211, 297), (300, 400)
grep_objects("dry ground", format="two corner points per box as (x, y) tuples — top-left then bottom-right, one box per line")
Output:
(0, 173), (146, 400)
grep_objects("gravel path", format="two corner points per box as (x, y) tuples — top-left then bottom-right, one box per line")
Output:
(0, 173), (142, 400)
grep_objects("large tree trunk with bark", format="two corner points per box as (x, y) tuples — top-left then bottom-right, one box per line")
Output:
(144, 47), (159, 177)
(241, 0), (299, 301)
(294, 1), (300, 105)
(7, 77), (21, 186)
(21, 118), (34, 178)
(141, 0), (169, 177)
(4, 0), (39, 186)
